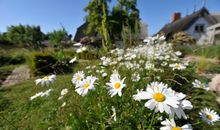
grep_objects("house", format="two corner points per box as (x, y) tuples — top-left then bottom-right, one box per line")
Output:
(158, 7), (220, 44)
(206, 23), (220, 44)
(74, 22), (98, 42)
(74, 21), (148, 43)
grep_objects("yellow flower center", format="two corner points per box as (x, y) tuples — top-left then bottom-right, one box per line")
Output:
(83, 83), (90, 88)
(77, 76), (81, 80)
(206, 114), (213, 120)
(42, 76), (49, 80)
(200, 85), (205, 88)
(153, 93), (166, 102)
(114, 82), (121, 89)
(172, 127), (182, 130)
(175, 64), (180, 68)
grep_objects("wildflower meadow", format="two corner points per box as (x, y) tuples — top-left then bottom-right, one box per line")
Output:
(1, 36), (217, 129)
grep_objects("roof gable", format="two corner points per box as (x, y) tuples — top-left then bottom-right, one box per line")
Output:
(158, 7), (217, 37)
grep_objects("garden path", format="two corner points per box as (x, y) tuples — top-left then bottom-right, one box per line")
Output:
(1, 65), (30, 88)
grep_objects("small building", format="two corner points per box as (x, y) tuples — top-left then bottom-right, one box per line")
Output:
(158, 7), (220, 44)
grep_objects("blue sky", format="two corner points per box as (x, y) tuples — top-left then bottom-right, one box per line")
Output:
(0, 0), (219, 36)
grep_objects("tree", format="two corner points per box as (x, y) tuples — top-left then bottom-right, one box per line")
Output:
(109, 0), (140, 42)
(84, 0), (140, 50)
(84, 0), (111, 51)
(47, 28), (69, 48)
(6, 24), (44, 48)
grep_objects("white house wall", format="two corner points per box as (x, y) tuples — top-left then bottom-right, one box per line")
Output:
(186, 17), (210, 41)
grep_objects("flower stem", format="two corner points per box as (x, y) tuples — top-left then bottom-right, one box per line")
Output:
(148, 111), (155, 130)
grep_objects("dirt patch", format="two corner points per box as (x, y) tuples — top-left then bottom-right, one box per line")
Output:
(183, 55), (219, 63)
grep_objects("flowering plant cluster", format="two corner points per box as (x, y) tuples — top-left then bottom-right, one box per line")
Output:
(31, 35), (219, 129)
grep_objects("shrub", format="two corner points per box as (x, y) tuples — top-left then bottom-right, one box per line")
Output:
(31, 53), (72, 75)
(77, 50), (100, 60)
(0, 54), (25, 67)
(170, 31), (196, 45)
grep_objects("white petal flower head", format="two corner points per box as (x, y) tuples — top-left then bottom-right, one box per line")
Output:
(35, 74), (56, 87)
(30, 92), (43, 100)
(102, 72), (107, 77)
(106, 72), (126, 97)
(175, 51), (182, 56)
(160, 118), (192, 130)
(169, 63), (186, 71)
(199, 108), (220, 125)
(168, 89), (193, 119)
(61, 102), (66, 107)
(61, 88), (68, 96)
(69, 57), (77, 63)
(30, 89), (53, 100)
(133, 82), (180, 115)
(41, 89), (53, 97)
(192, 79), (209, 91)
(131, 72), (140, 82)
(102, 57), (111, 66)
(76, 47), (86, 53)
(145, 61), (155, 70)
(75, 76), (97, 96)
(111, 106), (117, 121)
(72, 71), (85, 85)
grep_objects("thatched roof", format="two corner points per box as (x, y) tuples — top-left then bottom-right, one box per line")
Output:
(73, 22), (97, 42)
(158, 7), (219, 38)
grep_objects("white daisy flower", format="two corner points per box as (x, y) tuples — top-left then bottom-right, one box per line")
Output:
(175, 51), (182, 56)
(30, 92), (43, 100)
(72, 71), (85, 85)
(106, 72), (126, 97)
(69, 57), (77, 63)
(169, 63), (186, 71)
(30, 89), (53, 100)
(168, 89), (193, 119)
(111, 106), (116, 121)
(133, 82), (179, 114)
(60, 102), (66, 107)
(192, 79), (209, 91)
(76, 46), (87, 53)
(58, 88), (68, 100)
(199, 108), (220, 125)
(102, 57), (111, 66)
(160, 118), (192, 130)
(75, 76), (97, 96)
(131, 72), (140, 82)
(102, 72), (107, 77)
(35, 74), (56, 87)
(145, 61), (155, 70)
(61, 88), (68, 96)
(41, 89), (53, 97)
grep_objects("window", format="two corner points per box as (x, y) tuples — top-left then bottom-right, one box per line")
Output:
(195, 24), (204, 33)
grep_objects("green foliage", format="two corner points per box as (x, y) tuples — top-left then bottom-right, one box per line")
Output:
(84, 0), (140, 49)
(5, 24), (44, 48)
(0, 54), (25, 67)
(30, 52), (72, 75)
(193, 45), (220, 59)
(77, 50), (100, 60)
(47, 28), (69, 48)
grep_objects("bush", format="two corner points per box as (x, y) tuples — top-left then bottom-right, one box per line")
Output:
(77, 50), (100, 60)
(0, 54), (25, 67)
(170, 31), (196, 45)
(31, 53), (72, 75)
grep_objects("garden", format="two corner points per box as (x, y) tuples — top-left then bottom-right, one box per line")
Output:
(1, 0), (220, 129)
(0, 35), (220, 129)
